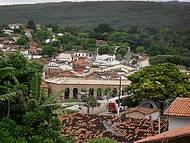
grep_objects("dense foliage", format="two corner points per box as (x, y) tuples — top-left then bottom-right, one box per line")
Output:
(127, 63), (190, 102)
(149, 55), (190, 68)
(0, 53), (66, 143)
(0, 1), (189, 30)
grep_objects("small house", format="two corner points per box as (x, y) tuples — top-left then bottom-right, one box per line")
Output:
(57, 53), (72, 63)
(164, 97), (190, 130)
(123, 106), (160, 120)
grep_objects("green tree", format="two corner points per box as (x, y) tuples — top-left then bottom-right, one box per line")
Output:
(136, 46), (145, 54)
(127, 63), (190, 103)
(80, 38), (96, 50)
(34, 27), (51, 44)
(98, 45), (114, 55)
(27, 20), (36, 31)
(0, 52), (65, 143)
(107, 31), (128, 43)
(83, 95), (100, 114)
(42, 45), (58, 58)
(116, 44), (128, 59)
(16, 37), (28, 46)
(94, 24), (114, 34)
(149, 55), (190, 68)
(93, 24), (114, 40)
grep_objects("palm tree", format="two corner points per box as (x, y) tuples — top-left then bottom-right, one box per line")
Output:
(0, 66), (19, 117)
(83, 95), (100, 114)
(0, 92), (17, 117)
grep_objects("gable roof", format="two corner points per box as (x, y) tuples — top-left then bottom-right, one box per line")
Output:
(164, 97), (190, 117)
(134, 125), (190, 143)
(124, 107), (160, 115)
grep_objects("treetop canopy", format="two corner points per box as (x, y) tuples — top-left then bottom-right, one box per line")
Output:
(127, 63), (190, 101)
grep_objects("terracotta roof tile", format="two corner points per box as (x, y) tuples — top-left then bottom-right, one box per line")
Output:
(134, 125), (190, 143)
(59, 113), (168, 143)
(124, 107), (160, 115)
(164, 97), (190, 117)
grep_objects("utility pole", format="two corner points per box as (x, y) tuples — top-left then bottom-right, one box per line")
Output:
(158, 115), (161, 134)
(118, 73), (122, 114)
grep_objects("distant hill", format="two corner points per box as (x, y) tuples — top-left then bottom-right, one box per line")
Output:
(0, 1), (190, 29)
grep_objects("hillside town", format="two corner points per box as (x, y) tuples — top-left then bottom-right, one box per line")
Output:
(1, 21), (190, 143)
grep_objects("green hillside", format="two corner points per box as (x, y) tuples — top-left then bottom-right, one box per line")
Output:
(0, 1), (190, 29)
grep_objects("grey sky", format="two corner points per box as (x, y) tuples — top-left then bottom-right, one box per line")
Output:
(0, 0), (189, 5)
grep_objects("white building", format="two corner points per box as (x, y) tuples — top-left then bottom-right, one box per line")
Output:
(8, 23), (22, 30)
(57, 53), (72, 63)
(164, 97), (190, 130)
(25, 32), (32, 39)
(73, 51), (87, 58)
(94, 54), (120, 67)
(59, 64), (73, 71)
(45, 39), (51, 44)
(3, 29), (14, 35)
(57, 33), (64, 37)
(123, 107), (160, 120)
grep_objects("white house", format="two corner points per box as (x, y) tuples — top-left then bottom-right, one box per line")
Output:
(57, 53), (72, 63)
(8, 23), (22, 30)
(48, 62), (59, 67)
(164, 97), (190, 130)
(45, 39), (51, 44)
(21, 49), (42, 60)
(59, 64), (73, 71)
(25, 32), (32, 39)
(3, 29), (14, 35)
(94, 54), (120, 67)
(73, 51), (87, 58)
(57, 33), (64, 37)
(123, 107), (160, 120)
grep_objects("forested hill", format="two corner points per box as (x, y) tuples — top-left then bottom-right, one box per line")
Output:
(0, 1), (190, 30)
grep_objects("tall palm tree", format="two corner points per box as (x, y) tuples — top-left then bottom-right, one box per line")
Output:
(0, 92), (17, 117)
(0, 58), (20, 117)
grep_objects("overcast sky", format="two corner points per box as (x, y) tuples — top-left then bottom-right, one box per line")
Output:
(0, 0), (189, 5)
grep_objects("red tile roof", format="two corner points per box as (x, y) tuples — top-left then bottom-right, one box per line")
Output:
(134, 125), (190, 143)
(124, 107), (160, 115)
(62, 71), (74, 77)
(59, 113), (168, 143)
(164, 97), (190, 117)
(74, 58), (88, 66)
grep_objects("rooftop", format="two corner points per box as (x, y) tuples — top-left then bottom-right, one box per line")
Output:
(45, 77), (131, 86)
(123, 107), (160, 116)
(164, 97), (190, 117)
(134, 125), (190, 143)
(59, 113), (168, 143)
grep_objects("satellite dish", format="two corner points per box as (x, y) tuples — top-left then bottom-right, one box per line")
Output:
(103, 121), (123, 136)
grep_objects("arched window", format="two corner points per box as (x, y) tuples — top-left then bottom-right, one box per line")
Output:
(64, 88), (70, 99)
(73, 88), (78, 99)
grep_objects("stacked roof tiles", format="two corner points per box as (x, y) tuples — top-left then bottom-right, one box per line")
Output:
(59, 113), (168, 143)
(164, 97), (190, 117)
